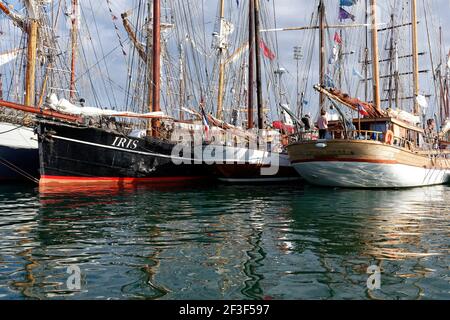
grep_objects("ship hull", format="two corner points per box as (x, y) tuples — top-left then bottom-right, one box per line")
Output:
(204, 145), (300, 183)
(0, 122), (39, 181)
(38, 119), (210, 185)
(293, 161), (449, 188)
(288, 140), (450, 188)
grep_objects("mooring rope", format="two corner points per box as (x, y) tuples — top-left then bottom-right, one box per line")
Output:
(0, 124), (25, 135)
(0, 156), (39, 184)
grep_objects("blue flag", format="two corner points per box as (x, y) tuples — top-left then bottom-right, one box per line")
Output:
(339, 7), (356, 21)
(340, 0), (357, 6)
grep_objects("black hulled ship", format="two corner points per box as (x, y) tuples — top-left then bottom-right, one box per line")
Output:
(38, 117), (208, 185)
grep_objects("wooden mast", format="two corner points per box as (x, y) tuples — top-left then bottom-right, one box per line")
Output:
(364, 0), (369, 102)
(0, 2), (34, 106)
(370, 0), (381, 111)
(411, 0), (420, 115)
(247, 0), (254, 129)
(319, 0), (325, 110)
(25, 19), (38, 107)
(253, 0), (264, 130)
(152, 0), (161, 136)
(146, 0), (153, 135)
(216, 0), (226, 119)
(70, 0), (78, 101)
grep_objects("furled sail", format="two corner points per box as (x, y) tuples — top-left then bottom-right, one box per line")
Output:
(47, 94), (167, 119)
(0, 49), (22, 66)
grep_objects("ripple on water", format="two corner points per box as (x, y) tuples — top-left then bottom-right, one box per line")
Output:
(0, 183), (448, 299)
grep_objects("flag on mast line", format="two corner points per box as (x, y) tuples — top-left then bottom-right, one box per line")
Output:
(339, 7), (356, 21)
(358, 104), (369, 117)
(340, 0), (357, 6)
(334, 32), (342, 44)
(259, 40), (276, 60)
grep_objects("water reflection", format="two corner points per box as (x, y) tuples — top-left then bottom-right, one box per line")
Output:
(0, 182), (448, 300)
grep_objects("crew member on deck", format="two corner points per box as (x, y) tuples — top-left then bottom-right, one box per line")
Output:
(317, 109), (329, 140)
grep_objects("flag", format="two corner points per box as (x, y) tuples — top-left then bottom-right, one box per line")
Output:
(200, 104), (210, 140)
(259, 40), (276, 60)
(358, 104), (369, 117)
(447, 49), (450, 69)
(334, 32), (342, 45)
(340, 0), (357, 6)
(339, 7), (355, 21)
(328, 45), (339, 64)
(416, 95), (428, 109)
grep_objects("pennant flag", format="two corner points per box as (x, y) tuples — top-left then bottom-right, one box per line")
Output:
(340, 0), (357, 6)
(200, 102), (210, 140)
(447, 49), (450, 69)
(339, 7), (355, 21)
(259, 40), (276, 60)
(334, 32), (342, 45)
(358, 104), (369, 117)
(328, 45), (339, 64)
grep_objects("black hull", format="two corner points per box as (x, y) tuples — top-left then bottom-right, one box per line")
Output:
(0, 145), (39, 181)
(38, 119), (210, 185)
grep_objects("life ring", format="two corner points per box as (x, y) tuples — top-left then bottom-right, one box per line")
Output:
(384, 130), (394, 145)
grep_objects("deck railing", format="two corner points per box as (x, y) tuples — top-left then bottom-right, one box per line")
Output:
(290, 129), (420, 152)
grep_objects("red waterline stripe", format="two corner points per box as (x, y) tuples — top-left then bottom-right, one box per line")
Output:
(291, 158), (399, 165)
(40, 175), (209, 183)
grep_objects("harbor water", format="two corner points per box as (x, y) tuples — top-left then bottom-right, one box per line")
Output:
(0, 182), (448, 300)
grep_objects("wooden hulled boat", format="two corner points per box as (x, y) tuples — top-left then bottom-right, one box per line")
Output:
(287, 87), (450, 188)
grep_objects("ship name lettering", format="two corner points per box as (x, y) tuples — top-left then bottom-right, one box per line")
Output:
(112, 137), (139, 150)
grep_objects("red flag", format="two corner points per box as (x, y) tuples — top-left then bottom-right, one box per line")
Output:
(259, 40), (275, 60)
(358, 104), (369, 117)
(334, 32), (342, 44)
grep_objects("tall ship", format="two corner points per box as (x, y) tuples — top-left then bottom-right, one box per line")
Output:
(285, 0), (450, 188)
(0, 2), (40, 181)
(201, 0), (299, 183)
(0, 0), (225, 185)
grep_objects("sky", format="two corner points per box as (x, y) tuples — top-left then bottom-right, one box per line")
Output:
(1, 0), (449, 120)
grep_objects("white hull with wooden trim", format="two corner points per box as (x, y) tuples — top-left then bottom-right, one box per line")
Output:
(288, 139), (450, 188)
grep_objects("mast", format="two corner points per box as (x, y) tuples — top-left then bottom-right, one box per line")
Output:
(411, 0), (420, 115)
(253, 0), (264, 130)
(152, 0), (161, 136)
(370, 0), (381, 111)
(216, 0), (226, 119)
(179, 43), (184, 120)
(248, 0), (254, 129)
(364, 0), (369, 101)
(25, 19), (38, 106)
(319, 0), (325, 109)
(70, 0), (78, 101)
(146, 1), (153, 119)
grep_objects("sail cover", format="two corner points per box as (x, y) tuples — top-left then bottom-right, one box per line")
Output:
(0, 49), (22, 66)
(47, 94), (167, 119)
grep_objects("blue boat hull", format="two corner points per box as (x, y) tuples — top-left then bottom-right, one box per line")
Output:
(0, 146), (39, 181)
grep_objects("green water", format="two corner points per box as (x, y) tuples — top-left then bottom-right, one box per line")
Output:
(0, 182), (448, 300)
